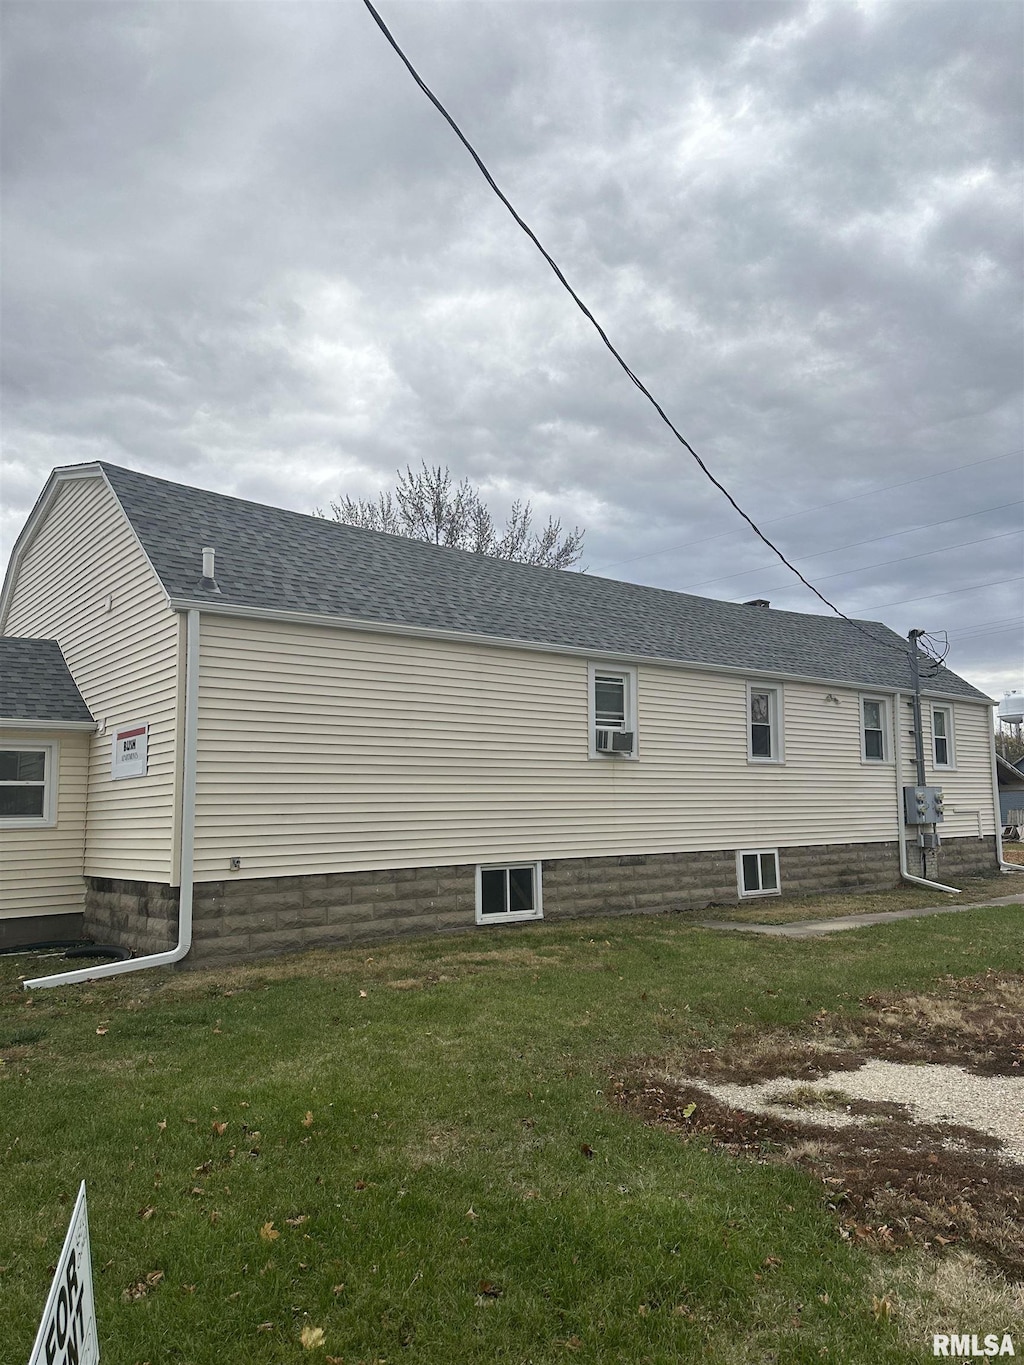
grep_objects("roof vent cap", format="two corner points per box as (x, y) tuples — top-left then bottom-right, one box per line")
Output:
(200, 546), (221, 594)
(743, 598), (770, 608)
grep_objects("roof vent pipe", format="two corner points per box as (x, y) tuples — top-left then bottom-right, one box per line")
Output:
(743, 599), (770, 608)
(200, 546), (221, 593)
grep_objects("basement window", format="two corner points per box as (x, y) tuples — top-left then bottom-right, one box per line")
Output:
(0, 744), (56, 827)
(475, 863), (543, 925)
(737, 848), (780, 898)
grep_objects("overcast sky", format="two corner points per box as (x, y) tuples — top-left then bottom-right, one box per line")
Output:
(2, 0), (1022, 700)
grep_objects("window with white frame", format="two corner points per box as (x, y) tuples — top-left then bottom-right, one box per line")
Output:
(932, 705), (954, 768)
(475, 862), (543, 925)
(737, 849), (780, 897)
(747, 684), (782, 762)
(0, 744), (56, 826)
(588, 663), (638, 758)
(860, 696), (889, 762)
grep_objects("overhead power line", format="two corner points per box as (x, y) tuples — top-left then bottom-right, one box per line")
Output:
(681, 501), (1023, 591)
(360, 0), (908, 655)
(717, 528), (1023, 599)
(858, 574), (1024, 613)
(595, 449), (1024, 573)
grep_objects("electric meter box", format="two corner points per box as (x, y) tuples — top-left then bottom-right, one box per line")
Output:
(903, 785), (945, 825)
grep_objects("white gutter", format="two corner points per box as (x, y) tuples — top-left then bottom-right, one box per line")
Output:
(990, 734), (1024, 875)
(165, 595), (989, 705)
(24, 609), (201, 990)
(893, 689), (961, 896)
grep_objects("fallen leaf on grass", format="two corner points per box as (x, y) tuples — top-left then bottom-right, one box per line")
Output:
(256, 1322), (275, 1332)
(156, 1119), (167, 1132)
(302, 1111), (314, 1127)
(122, 1270), (164, 1303)
(95, 1026), (108, 1036)
(476, 1279), (502, 1298)
(465, 1206), (478, 1220)
(300, 1324), (326, 1350)
(326, 1358), (344, 1364)
(332, 1283), (345, 1295)
(359, 990), (368, 999)
(137, 1206), (155, 1221)
(286, 1215), (309, 1227)
(579, 1144), (594, 1160)
(212, 1121), (228, 1136)
(259, 1221), (280, 1242)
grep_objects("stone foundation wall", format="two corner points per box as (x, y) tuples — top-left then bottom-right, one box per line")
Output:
(84, 878), (179, 955)
(913, 834), (999, 883)
(188, 865), (477, 967)
(80, 835), (1001, 968)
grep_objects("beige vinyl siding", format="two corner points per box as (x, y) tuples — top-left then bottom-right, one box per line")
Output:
(3, 476), (179, 881)
(926, 701), (997, 839)
(0, 731), (88, 919)
(897, 697), (996, 840)
(193, 615), (908, 880)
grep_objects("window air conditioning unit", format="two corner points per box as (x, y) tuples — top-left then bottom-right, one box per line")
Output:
(596, 728), (634, 754)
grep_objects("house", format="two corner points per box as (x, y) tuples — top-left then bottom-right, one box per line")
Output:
(997, 754), (1024, 830)
(0, 462), (1005, 965)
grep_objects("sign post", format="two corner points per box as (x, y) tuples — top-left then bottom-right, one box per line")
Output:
(28, 1181), (99, 1365)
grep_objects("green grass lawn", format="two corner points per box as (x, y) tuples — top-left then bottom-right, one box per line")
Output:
(2, 904), (1021, 1364)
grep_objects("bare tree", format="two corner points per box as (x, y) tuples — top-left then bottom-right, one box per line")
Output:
(325, 463), (585, 569)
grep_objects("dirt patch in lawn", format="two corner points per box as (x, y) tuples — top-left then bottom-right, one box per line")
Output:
(668, 969), (1024, 1083)
(614, 970), (1024, 1281)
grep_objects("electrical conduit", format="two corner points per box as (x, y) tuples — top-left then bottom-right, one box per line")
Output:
(893, 689), (961, 896)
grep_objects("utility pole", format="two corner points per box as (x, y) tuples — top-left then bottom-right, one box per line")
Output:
(908, 628), (927, 788)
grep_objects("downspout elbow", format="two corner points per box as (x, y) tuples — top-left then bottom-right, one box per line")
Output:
(24, 609), (200, 991)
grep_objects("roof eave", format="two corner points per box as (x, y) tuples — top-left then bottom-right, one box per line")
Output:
(167, 596), (992, 705)
(0, 718), (98, 731)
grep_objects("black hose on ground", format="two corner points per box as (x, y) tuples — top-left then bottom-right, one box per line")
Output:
(0, 940), (131, 961)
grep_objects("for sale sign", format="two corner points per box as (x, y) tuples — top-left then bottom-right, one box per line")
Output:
(111, 722), (148, 780)
(28, 1182), (99, 1365)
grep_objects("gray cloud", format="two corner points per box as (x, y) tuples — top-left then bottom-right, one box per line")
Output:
(2, 0), (1021, 696)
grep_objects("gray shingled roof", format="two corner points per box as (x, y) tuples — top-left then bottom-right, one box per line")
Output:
(0, 637), (93, 722)
(100, 462), (990, 702)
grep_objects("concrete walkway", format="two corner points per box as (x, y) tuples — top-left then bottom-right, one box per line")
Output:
(698, 891), (1024, 939)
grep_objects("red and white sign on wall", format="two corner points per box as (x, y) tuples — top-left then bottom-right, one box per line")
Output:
(111, 722), (148, 780)
(28, 1181), (99, 1365)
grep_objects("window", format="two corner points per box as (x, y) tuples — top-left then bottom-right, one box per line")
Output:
(737, 849), (780, 897)
(747, 684), (783, 762)
(475, 863), (543, 925)
(860, 696), (889, 762)
(588, 663), (638, 758)
(0, 744), (56, 826)
(932, 705), (954, 768)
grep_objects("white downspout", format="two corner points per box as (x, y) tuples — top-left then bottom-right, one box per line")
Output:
(990, 731), (1024, 875)
(893, 689), (961, 896)
(25, 609), (201, 990)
